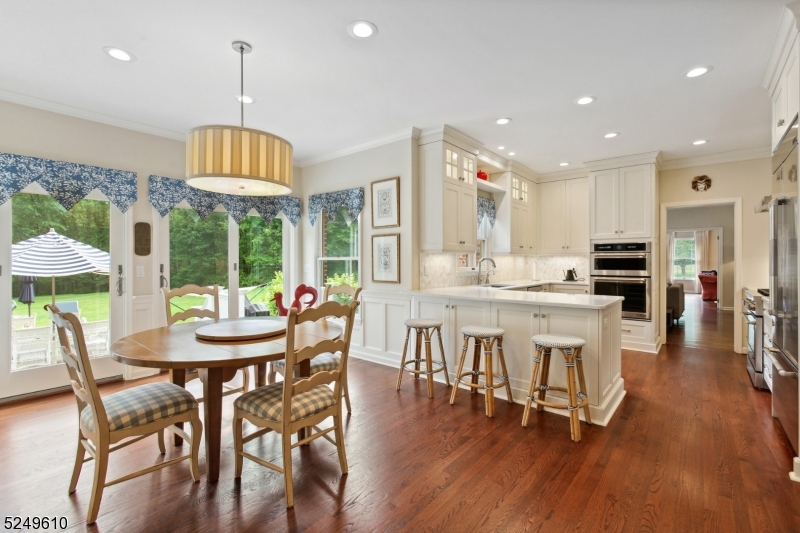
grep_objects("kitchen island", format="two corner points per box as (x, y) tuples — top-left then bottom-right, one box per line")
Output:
(407, 283), (625, 425)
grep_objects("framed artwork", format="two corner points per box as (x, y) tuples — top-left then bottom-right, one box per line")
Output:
(372, 233), (400, 283)
(371, 177), (400, 228)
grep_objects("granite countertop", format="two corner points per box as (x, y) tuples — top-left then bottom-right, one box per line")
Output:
(408, 283), (623, 310)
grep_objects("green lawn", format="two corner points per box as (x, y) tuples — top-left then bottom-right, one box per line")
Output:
(13, 292), (110, 327)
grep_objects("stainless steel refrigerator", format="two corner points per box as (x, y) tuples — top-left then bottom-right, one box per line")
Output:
(767, 130), (799, 454)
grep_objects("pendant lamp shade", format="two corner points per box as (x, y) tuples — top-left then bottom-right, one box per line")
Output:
(186, 125), (293, 196)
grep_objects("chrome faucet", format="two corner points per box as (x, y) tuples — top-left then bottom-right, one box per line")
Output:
(477, 257), (497, 285)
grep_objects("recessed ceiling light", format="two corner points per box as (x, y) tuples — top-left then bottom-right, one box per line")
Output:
(686, 66), (712, 78)
(604, 132), (619, 138)
(103, 47), (135, 62)
(498, 146), (505, 150)
(496, 118), (511, 125)
(693, 140), (707, 145)
(508, 152), (515, 156)
(237, 95), (256, 104)
(560, 162), (570, 167)
(576, 96), (596, 105)
(347, 21), (377, 38)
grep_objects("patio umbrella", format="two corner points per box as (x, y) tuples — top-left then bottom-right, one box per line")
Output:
(17, 276), (37, 316)
(11, 228), (110, 305)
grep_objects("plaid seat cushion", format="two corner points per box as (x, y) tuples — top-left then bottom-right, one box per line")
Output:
(272, 352), (341, 374)
(234, 379), (336, 423)
(80, 382), (198, 433)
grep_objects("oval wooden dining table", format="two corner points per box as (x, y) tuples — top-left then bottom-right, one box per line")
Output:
(110, 316), (343, 482)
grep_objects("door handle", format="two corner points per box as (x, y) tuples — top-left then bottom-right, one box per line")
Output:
(159, 264), (169, 289)
(116, 265), (124, 296)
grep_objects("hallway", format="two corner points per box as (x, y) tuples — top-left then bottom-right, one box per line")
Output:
(667, 293), (735, 351)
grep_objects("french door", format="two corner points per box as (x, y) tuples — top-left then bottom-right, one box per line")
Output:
(0, 187), (127, 399)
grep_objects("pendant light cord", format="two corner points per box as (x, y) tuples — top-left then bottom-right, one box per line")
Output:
(240, 44), (244, 128)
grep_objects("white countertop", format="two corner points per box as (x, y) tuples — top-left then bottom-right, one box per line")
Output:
(409, 281), (622, 310)
(493, 278), (590, 288)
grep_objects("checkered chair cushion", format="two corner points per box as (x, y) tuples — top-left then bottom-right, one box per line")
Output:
(80, 382), (198, 433)
(235, 379), (336, 423)
(272, 352), (341, 374)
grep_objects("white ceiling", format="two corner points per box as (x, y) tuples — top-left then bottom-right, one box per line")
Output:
(0, 0), (787, 174)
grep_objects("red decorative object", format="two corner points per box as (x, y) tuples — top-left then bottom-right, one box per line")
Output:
(477, 170), (488, 181)
(273, 284), (319, 316)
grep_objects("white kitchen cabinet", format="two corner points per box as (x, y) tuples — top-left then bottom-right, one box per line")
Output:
(420, 140), (478, 252)
(589, 164), (653, 241)
(769, 39), (799, 150)
(491, 173), (537, 255)
(538, 178), (589, 254)
(551, 284), (589, 294)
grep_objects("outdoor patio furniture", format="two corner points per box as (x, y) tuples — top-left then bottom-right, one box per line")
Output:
(55, 300), (81, 320)
(12, 314), (36, 329)
(11, 326), (51, 369)
(82, 320), (110, 358)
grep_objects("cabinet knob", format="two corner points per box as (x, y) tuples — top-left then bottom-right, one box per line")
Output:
(533, 313), (539, 318)
(779, 119), (786, 127)
(541, 314), (547, 318)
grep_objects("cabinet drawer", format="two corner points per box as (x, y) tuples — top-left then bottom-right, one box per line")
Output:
(620, 322), (647, 340)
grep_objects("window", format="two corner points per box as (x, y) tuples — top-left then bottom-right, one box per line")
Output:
(239, 216), (284, 316)
(457, 218), (490, 274)
(318, 207), (359, 300)
(673, 236), (696, 280)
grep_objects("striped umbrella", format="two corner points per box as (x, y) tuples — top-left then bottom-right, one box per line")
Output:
(12, 228), (110, 305)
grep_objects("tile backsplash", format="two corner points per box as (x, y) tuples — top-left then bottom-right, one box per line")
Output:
(420, 254), (589, 289)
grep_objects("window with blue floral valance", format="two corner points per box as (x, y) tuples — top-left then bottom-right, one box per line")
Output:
(0, 152), (137, 213)
(477, 197), (496, 227)
(308, 187), (364, 226)
(148, 175), (302, 227)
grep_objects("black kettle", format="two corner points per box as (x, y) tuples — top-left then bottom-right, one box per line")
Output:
(563, 268), (578, 282)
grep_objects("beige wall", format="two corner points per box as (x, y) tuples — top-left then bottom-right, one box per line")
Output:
(298, 138), (418, 291)
(660, 158), (771, 292)
(0, 101), (185, 296)
(667, 205), (735, 308)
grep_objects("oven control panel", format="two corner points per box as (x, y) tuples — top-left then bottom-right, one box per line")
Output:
(593, 242), (650, 252)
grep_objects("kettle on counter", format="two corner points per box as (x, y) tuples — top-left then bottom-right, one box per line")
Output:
(563, 268), (578, 282)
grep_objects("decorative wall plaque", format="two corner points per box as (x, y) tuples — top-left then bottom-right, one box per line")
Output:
(691, 175), (711, 192)
(134, 222), (151, 256)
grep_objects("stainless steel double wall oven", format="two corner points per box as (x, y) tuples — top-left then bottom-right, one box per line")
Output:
(590, 242), (652, 320)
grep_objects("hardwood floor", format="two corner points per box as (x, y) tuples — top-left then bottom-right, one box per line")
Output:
(667, 293), (735, 351)
(2, 343), (800, 532)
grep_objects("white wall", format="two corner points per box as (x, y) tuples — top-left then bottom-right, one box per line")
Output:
(0, 100), (185, 297)
(298, 138), (417, 291)
(667, 206), (735, 308)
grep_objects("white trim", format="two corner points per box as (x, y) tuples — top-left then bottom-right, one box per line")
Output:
(536, 167), (590, 183)
(659, 146), (772, 171)
(0, 90), (185, 141)
(583, 151), (662, 172)
(667, 226), (724, 310)
(299, 128), (421, 168)
(660, 197), (743, 354)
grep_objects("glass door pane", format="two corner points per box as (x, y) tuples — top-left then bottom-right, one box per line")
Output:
(239, 215), (283, 316)
(168, 209), (228, 319)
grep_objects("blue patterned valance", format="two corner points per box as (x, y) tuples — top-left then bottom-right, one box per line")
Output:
(308, 187), (364, 226)
(0, 152), (137, 213)
(477, 197), (496, 227)
(148, 175), (301, 227)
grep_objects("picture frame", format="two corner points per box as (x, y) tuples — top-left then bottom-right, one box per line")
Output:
(372, 233), (400, 283)
(371, 177), (400, 228)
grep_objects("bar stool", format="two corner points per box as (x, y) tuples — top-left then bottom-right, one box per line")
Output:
(450, 326), (513, 417)
(522, 334), (592, 442)
(396, 318), (450, 397)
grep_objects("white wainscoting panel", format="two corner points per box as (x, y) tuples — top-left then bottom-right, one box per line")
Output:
(351, 291), (411, 367)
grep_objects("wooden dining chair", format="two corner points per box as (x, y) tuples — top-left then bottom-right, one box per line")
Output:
(233, 300), (359, 507)
(269, 282), (361, 413)
(47, 305), (202, 525)
(161, 284), (250, 400)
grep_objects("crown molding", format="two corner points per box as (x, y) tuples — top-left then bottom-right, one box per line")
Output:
(659, 146), (771, 171)
(762, 4), (800, 93)
(418, 124), (484, 155)
(298, 127), (421, 168)
(583, 151), (662, 172)
(0, 89), (185, 141)
(536, 167), (589, 183)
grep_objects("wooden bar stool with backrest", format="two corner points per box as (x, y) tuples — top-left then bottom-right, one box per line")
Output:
(396, 318), (451, 397)
(522, 334), (592, 442)
(47, 305), (202, 525)
(270, 283), (361, 413)
(449, 326), (513, 417)
(233, 300), (359, 507)
(162, 284), (250, 401)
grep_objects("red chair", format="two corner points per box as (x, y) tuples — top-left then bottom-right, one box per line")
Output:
(273, 285), (319, 316)
(698, 274), (718, 301)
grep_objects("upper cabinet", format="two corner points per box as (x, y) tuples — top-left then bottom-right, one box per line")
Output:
(420, 140), (478, 252)
(491, 172), (537, 254)
(764, 8), (800, 151)
(539, 178), (589, 254)
(589, 164), (655, 241)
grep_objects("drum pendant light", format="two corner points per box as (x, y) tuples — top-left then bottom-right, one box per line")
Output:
(186, 41), (293, 196)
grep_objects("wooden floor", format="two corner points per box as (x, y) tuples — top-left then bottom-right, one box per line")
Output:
(2, 341), (800, 533)
(667, 293), (735, 351)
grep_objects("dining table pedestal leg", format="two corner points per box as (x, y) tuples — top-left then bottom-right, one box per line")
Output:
(170, 369), (186, 446)
(256, 363), (267, 387)
(203, 367), (224, 482)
